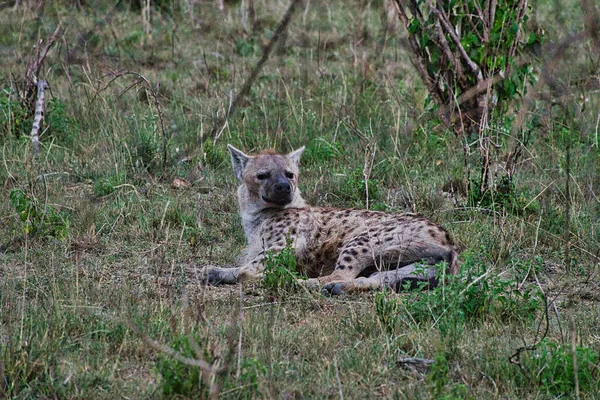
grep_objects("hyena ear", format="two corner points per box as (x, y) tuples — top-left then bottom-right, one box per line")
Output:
(228, 144), (251, 180)
(286, 146), (305, 167)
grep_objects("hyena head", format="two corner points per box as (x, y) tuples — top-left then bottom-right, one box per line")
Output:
(227, 144), (305, 208)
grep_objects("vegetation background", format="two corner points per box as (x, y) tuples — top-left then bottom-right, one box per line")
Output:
(0, 0), (599, 398)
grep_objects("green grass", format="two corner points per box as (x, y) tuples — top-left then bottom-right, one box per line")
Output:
(1, 1), (599, 398)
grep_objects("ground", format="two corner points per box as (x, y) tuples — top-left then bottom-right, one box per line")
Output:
(0, 1), (599, 398)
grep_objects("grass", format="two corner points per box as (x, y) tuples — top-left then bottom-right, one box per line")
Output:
(1, 0), (599, 398)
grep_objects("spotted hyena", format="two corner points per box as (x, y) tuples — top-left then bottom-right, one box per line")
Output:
(202, 145), (459, 295)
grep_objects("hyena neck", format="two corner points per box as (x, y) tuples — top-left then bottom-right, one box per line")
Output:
(237, 185), (307, 241)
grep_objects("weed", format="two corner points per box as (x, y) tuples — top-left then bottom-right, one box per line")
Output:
(201, 140), (227, 169)
(429, 350), (450, 398)
(343, 167), (381, 203)
(519, 339), (600, 396)
(468, 175), (529, 215)
(155, 334), (205, 397)
(45, 98), (76, 144)
(10, 188), (70, 239)
(374, 291), (401, 333)
(262, 238), (306, 295)
(92, 172), (126, 196)
(0, 87), (30, 137)
(303, 137), (342, 165)
(235, 38), (260, 58)
(238, 358), (267, 398)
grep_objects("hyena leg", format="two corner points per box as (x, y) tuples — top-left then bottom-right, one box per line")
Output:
(202, 258), (267, 284)
(322, 264), (439, 295)
(201, 265), (243, 284)
(315, 233), (380, 285)
(202, 246), (287, 285)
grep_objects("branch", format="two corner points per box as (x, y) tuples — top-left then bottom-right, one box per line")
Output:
(392, 0), (450, 125)
(426, 0), (483, 82)
(504, 0), (528, 78)
(30, 79), (49, 158)
(27, 24), (62, 83)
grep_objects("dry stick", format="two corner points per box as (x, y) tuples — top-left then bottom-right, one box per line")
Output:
(565, 135), (571, 272)
(397, 357), (434, 374)
(97, 310), (224, 375)
(333, 355), (344, 400)
(235, 284), (244, 381)
(569, 301), (580, 400)
(26, 24), (62, 86)
(209, 0), (304, 140)
(30, 79), (49, 159)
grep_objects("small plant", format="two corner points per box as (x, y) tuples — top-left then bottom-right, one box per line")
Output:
(92, 173), (126, 197)
(374, 291), (401, 333)
(519, 339), (600, 396)
(235, 38), (260, 57)
(46, 98), (76, 144)
(0, 87), (30, 137)
(262, 238), (306, 295)
(303, 138), (342, 164)
(429, 350), (450, 398)
(237, 358), (267, 398)
(155, 334), (205, 397)
(201, 140), (227, 168)
(468, 174), (528, 214)
(344, 167), (380, 202)
(10, 188), (70, 239)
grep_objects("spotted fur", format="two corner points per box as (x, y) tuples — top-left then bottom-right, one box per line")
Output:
(202, 145), (460, 294)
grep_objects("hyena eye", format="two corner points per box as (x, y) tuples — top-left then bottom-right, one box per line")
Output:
(284, 171), (294, 179)
(257, 172), (270, 180)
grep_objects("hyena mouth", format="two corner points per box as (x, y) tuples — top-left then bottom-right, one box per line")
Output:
(261, 195), (291, 206)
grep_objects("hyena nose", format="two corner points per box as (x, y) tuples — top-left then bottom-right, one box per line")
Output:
(274, 181), (291, 194)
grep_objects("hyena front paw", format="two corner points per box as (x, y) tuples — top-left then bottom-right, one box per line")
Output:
(200, 265), (239, 285)
(321, 281), (351, 296)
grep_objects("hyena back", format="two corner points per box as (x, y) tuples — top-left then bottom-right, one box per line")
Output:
(203, 145), (459, 295)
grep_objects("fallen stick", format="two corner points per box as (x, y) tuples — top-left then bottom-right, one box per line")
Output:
(397, 357), (434, 374)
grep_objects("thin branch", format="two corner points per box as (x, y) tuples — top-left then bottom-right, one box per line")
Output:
(209, 0), (305, 140)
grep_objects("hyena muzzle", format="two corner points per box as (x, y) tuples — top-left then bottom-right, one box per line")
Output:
(202, 145), (460, 295)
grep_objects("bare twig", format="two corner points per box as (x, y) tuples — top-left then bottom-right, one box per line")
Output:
(91, 70), (170, 169)
(397, 357), (434, 375)
(569, 300), (580, 400)
(209, 0), (305, 140)
(333, 355), (344, 400)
